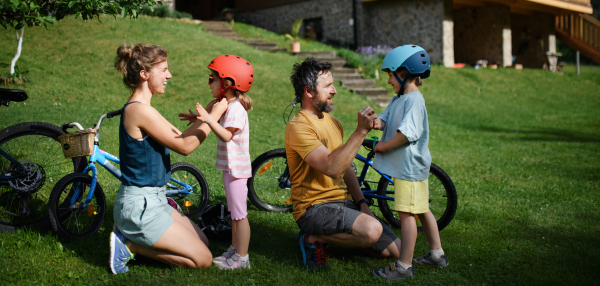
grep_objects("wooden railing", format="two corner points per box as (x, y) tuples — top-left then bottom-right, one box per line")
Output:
(555, 13), (600, 63)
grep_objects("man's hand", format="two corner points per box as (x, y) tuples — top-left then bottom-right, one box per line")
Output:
(357, 106), (377, 133)
(360, 202), (376, 217)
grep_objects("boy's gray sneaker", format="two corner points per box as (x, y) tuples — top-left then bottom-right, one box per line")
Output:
(413, 252), (448, 267)
(372, 262), (415, 281)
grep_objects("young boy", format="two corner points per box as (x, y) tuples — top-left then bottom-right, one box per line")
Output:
(371, 45), (448, 281)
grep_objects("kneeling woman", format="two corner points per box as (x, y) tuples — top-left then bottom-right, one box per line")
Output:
(109, 43), (227, 274)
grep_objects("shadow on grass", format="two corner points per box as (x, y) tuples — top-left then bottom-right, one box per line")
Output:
(474, 125), (600, 143)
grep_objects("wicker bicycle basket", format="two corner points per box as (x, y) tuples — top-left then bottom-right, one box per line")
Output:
(58, 129), (97, 158)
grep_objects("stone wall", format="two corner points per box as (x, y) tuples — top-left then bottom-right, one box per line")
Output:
(360, 0), (446, 64)
(239, 0), (356, 45)
(511, 13), (555, 69)
(454, 6), (511, 66)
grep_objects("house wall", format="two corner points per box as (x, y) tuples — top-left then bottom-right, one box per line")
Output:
(361, 0), (446, 65)
(238, 0), (356, 45)
(453, 6), (511, 66)
(511, 13), (555, 68)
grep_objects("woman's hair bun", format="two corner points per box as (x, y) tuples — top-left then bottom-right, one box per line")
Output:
(116, 44), (133, 60)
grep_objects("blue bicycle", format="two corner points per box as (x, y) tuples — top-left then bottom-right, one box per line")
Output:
(247, 139), (457, 231)
(0, 88), (86, 231)
(47, 110), (210, 238)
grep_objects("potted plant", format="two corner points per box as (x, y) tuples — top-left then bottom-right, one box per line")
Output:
(285, 18), (303, 54)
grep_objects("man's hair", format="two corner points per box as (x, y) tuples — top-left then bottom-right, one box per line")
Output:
(290, 57), (333, 103)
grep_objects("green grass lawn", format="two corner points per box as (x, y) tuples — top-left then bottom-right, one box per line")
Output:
(1, 16), (600, 285)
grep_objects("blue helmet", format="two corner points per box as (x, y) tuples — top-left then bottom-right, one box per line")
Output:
(381, 45), (430, 95)
(382, 45), (431, 79)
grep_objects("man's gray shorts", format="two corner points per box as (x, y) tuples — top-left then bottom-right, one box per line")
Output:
(296, 199), (398, 254)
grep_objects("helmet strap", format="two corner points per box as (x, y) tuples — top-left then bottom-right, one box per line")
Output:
(393, 71), (408, 97)
(219, 78), (235, 101)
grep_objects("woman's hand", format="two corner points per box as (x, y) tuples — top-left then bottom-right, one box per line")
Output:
(195, 102), (211, 123)
(178, 109), (199, 126)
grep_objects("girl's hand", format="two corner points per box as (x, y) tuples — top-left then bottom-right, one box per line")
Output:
(195, 102), (211, 123)
(205, 99), (217, 113)
(211, 98), (228, 119)
(374, 141), (386, 153)
(178, 109), (199, 126)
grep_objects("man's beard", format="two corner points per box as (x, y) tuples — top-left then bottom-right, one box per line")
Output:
(313, 94), (334, 113)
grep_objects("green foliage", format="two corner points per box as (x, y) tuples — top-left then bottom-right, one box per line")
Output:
(140, 4), (192, 19)
(284, 18), (302, 42)
(0, 0), (161, 30)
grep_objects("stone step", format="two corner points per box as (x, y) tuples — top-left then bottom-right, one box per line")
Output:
(210, 32), (238, 38)
(256, 47), (287, 52)
(333, 73), (363, 80)
(340, 79), (376, 88)
(367, 95), (392, 107)
(238, 38), (267, 44)
(331, 67), (356, 74)
(204, 26), (232, 31)
(295, 51), (337, 58)
(323, 58), (347, 68)
(247, 42), (277, 48)
(349, 87), (389, 96)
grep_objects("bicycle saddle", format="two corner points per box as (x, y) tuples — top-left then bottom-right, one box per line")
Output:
(0, 88), (27, 107)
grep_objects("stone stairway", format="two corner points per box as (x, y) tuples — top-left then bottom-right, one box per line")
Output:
(202, 21), (391, 107)
(295, 52), (391, 107)
(203, 21), (286, 53)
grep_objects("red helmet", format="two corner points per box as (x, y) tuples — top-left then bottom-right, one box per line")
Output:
(208, 55), (254, 95)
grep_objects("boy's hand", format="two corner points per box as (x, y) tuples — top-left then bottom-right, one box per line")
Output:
(178, 109), (199, 126)
(211, 98), (228, 119)
(195, 102), (211, 123)
(375, 141), (386, 153)
(373, 118), (381, 130)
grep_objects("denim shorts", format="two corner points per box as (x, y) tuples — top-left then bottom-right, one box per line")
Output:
(296, 199), (398, 254)
(113, 184), (174, 248)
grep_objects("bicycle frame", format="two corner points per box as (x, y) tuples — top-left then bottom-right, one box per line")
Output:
(0, 148), (26, 181)
(354, 151), (395, 202)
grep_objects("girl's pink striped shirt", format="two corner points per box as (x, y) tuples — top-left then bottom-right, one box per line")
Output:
(216, 100), (251, 178)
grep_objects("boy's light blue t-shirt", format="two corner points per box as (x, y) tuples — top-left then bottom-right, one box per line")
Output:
(373, 91), (431, 181)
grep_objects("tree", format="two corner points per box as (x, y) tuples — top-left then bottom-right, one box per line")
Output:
(0, 0), (160, 77)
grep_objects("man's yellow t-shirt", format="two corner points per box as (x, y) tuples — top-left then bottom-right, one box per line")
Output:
(284, 110), (348, 221)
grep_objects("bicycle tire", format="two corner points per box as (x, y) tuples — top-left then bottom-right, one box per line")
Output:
(247, 148), (292, 212)
(377, 163), (457, 231)
(0, 122), (86, 231)
(169, 162), (209, 218)
(48, 172), (106, 238)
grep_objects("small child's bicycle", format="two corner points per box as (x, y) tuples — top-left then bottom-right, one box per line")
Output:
(48, 110), (210, 238)
(247, 138), (458, 231)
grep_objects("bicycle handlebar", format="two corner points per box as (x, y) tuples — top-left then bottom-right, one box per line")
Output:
(61, 109), (122, 134)
(106, 109), (122, 119)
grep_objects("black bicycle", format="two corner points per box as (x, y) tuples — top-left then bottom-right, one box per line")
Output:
(247, 139), (457, 231)
(0, 88), (85, 231)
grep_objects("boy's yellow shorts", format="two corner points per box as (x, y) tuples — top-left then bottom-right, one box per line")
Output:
(394, 178), (429, 214)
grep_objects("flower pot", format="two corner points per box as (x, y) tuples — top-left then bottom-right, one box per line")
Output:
(290, 41), (301, 54)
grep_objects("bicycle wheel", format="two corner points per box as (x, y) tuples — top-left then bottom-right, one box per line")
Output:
(0, 122), (86, 231)
(48, 173), (106, 238)
(169, 162), (209, 218)
(377, 163), (457, 231)
(247, 148), (292, 212)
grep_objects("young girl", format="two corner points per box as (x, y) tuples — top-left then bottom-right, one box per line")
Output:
(371, 45), (447, 281)
(195, 54), (254, 270)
